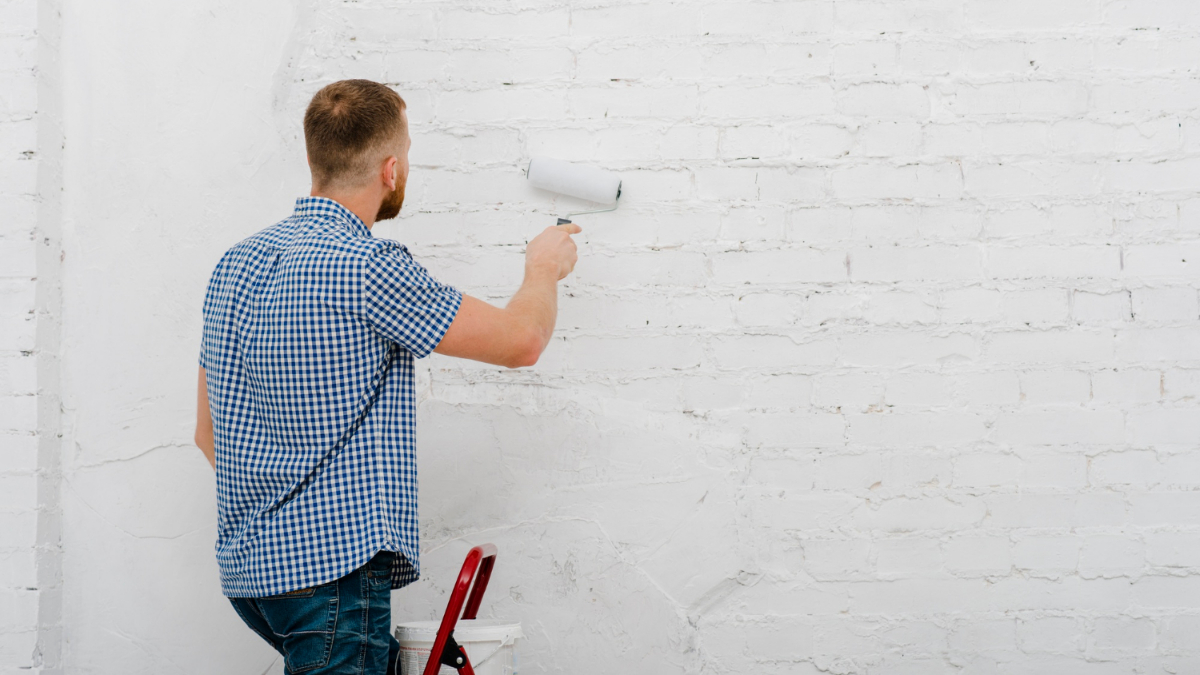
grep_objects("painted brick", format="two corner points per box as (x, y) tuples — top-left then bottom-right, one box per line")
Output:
(1158, 616), (1200, 653)
(885, 372), (952, 407)
(831, 163), (961, 200)
(945, 536), (1012, 576)
(712, 335), (839, 370)
(948, 82), (1089, 117)
(1018, 617), (1084, 653)
(856, 121), (923, 157)
(948, 619), (1017, 653)
(955, 372), (1021, 406)
(1107, 158), (1200, 194)
(439, 8), (570, 40)
(1091, 450), (1162, 486)
(703, 43), (831, 80)
(966, 0), (1100, 30)
(1146, 533), (1200, 569)
(841, 332), (978, 367)
(837, 83), (931, 120)
(833, 42), (900, 77)
(1133, 288), (1200, 323)
(1123, 244), (1200, 280)
(863, 290), (938, 325)
(1128, 407), (1200, 446)
(1073, 290), (1132, 323)
(814, 452), (883, 491)
(702, 85), (836, 120)
(992, 409), (1124, 446)
(711, 250), (847, 285)
(1105, 0), (1200, 29)
(1078, 535), (1143, 577)
(570, 4), (701, 38)
(1091, 369), (1161, 404)
(1117, 328), (1200, 364)
(0, 395), (35, 435)
(803, 538), (871, 579)
(1000, 289), (1069, 325)
(0, 589), (36, 632)
(988, 331), (1113, 364)
(940, 287), (1002, 323)
(0, 435), (35, 473)
(1090, 617), (1156, 654)
(836, 0), (964, 32)
(1019, 451), (1089, 489)
(874, 537), (942, 578)
(850, 246), (981, 282)
(813, 372), (884, 410)
(1019, 369), (1090, 404)
(954, 452), (1021, 488)
(701, 1), (834, 35)
(745, 374), (813, 410)
(849, 412), (987, 446)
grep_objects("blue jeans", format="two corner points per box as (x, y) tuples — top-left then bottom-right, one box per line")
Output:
(230, 552), (400, 675)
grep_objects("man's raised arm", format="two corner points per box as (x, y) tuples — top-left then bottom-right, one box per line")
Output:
(434, 222), (581, 368)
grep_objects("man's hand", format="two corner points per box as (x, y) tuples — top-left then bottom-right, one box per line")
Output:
(526, 222), (582, 280)
(433, 222), (582, 368)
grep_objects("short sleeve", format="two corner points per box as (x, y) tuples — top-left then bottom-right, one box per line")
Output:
(364, 244), (462, 358)
(198, 256), (227, 371)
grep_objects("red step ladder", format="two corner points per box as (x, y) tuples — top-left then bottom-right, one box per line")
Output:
(422, 544), (498, 675)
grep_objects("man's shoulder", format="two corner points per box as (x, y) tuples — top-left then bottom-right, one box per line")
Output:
(218, 217), (385, 267)
(208, 216), (423, 295)
(363, 237), (412, 263)
(217, 217), (299, 263)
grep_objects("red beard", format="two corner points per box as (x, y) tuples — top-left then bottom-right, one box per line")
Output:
(375, 181), (406, 222)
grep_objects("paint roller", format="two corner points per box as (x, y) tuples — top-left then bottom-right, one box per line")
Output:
(526, 157), (622, 225)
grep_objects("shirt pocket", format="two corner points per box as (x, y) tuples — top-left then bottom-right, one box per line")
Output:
(255, 581), (339, 673)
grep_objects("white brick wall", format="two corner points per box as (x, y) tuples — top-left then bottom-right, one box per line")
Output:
(0, 0), (53, 673)
(367, 1), (1199, 672)
(30, 0), (1200, 672)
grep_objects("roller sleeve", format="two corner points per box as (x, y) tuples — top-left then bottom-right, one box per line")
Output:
(526, 157), (622, 205)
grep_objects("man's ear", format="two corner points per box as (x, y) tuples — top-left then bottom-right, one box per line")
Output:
(383, 156), (398, 190)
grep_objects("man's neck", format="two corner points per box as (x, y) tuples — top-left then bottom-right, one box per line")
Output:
(310, 187), (378, 230)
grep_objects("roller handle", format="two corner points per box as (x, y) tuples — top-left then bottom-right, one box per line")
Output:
(556, 218), (572, 225)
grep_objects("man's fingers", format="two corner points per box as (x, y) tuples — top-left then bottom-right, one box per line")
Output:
(558, 223), (583, 235)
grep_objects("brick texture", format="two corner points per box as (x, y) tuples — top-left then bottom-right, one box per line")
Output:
(313, 1), (1200, 672)
(0, 0), (42, 672)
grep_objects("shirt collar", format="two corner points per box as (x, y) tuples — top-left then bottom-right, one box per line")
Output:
(293, 196), (370, 237)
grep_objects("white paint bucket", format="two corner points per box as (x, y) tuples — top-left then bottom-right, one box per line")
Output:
(395, 619), (523, 675)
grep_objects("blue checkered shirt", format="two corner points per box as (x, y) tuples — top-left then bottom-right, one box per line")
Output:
(200, 197), (462, 598)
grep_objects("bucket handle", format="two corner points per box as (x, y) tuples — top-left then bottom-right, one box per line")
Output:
(464, 631), (520, 670)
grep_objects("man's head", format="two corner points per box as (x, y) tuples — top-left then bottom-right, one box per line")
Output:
(304, 79), (409, 222)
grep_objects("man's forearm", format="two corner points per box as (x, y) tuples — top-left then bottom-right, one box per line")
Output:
(432, 223), (578, 368)
(505, 264), (559, 354)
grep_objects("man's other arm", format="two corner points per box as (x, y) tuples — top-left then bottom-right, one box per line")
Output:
(434, 223), (580, 368)
(195, 366), (215, 469)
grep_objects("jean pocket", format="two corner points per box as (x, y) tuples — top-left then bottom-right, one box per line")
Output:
(366, 552), (395, 587)
(255, 582), (339, 673)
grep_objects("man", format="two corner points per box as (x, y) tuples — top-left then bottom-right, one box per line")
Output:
(194, 79), (580, 674)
